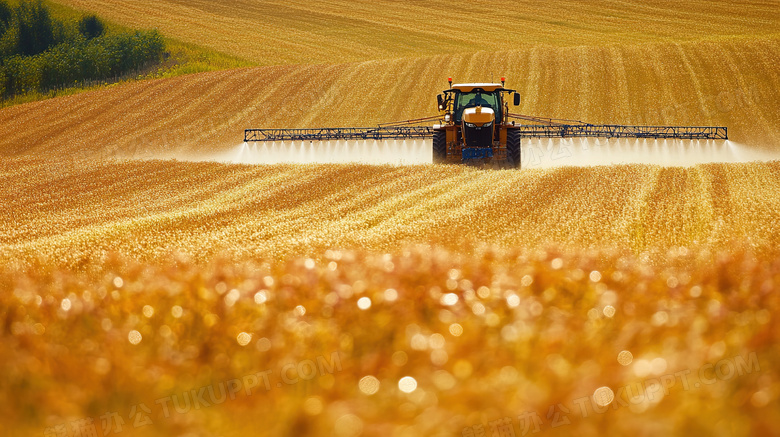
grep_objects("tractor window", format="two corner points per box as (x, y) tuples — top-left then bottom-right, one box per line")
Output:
(454, 91), (499, 123)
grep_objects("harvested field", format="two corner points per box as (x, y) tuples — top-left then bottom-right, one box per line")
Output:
(2, 159), (779, 267)
(50, 0), (780, 65)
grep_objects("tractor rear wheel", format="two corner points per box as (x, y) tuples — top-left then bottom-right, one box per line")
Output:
(506, 129), (521, 168)
(432, 130), (447, 164)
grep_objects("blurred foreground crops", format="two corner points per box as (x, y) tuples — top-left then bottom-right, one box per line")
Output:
(1, 245), (778, 437)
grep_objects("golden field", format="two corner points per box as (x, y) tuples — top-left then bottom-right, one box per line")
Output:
(1, 37), (779, 156)
(1, 0), (780, 436)
(48, 0), (780, 65)
(2, 159), (780, 265)
(2, 242), (778, 437)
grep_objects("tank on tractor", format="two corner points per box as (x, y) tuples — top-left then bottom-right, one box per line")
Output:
(433, 77), (522, 167)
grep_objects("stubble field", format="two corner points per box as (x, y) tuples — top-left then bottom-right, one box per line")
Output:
(2, 158), (780, 265)
(1, 1), (779, 436)
(45, 0), (780, 65)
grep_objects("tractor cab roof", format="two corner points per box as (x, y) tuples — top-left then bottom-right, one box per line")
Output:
(450, 83), (504, 92)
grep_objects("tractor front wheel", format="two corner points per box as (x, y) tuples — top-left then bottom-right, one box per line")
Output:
(432, 130), (447, 164)
(506, 129), (521, 169)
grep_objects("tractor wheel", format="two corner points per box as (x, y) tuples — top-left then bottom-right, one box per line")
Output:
(506, 129), (521, 169)
(432, 130), (447, 164)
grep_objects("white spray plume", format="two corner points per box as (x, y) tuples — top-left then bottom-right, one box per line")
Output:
(192, 138), (778, 168)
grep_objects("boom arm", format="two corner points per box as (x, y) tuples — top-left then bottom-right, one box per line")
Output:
(506, 113), (727, 139)
(244, 126), (437, 142)
(245, 111), (727, 142)
(513, 124), (727, 139)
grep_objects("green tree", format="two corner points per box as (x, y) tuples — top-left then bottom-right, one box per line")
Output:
(2, 54), (42, 94)
(0, 22), (17, 59)
(0, 0), (13, 36)
(16, 0), (56, 56)
(78, 15), (104, 40)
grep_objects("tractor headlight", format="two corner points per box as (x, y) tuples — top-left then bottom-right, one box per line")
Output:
(483, 121), (493, 128)
(465, 122), (477, 128)
(444, 113), (451, 122)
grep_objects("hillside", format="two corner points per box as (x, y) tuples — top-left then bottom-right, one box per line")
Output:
(0, 1), (774, 155)
(50, 0), (780, 65)
(0, 37), (778, 158)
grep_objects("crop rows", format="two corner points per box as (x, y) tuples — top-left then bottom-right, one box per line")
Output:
(1, 158), (778, 268)
(1, 37), (778, 159)
(2, 2), (778, 436)
(50, 0), (780, 65)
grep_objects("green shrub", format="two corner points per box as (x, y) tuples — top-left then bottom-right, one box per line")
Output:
(2, 55), (42, 94)
(39, 43), (79, 90)
(0, 22), (18, 58)
(0, 1), (165, 99)
(1, 30), (165, 95)
(78, 15), (103, 40)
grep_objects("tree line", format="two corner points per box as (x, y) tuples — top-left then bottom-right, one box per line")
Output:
(0, 0), (165, 98)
